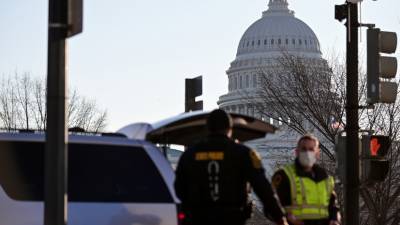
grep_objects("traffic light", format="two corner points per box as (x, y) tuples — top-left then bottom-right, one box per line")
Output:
(335, 134), (363, 185)
(67, 0), (83, 37)
(185, 76), (203, 112)
(367, 28), (398, 104)
(361, 135), (391, 183)
(334, 134), (347, 184)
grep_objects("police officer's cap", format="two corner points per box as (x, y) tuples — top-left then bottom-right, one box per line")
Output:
(207, 109), (233, 133)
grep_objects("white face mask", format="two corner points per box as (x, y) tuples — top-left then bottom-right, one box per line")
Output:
(298, 151), (317, 168)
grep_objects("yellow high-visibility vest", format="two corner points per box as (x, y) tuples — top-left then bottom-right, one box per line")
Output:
(282, 164), (334, 220)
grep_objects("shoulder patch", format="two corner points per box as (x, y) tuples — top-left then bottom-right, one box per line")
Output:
(249, 149), (262, 169)
(195, 151), (224, 161)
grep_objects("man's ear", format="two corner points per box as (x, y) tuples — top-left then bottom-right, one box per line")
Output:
(226, 128), (233, 138)
(316, 148), (321, 159)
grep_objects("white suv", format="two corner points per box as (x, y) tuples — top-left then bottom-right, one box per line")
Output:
(0, 131), (181, 225)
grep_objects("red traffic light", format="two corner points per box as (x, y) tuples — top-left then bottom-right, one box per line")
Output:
(361, 135), (391, 184)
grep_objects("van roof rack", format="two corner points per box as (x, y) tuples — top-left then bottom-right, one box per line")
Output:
(101, 132), (127, 138)
(0, 127), (127, 138)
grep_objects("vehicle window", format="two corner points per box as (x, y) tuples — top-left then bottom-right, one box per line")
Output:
(0, 141), (173, 203)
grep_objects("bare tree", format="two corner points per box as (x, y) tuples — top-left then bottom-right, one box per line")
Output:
(246, 52), (346, 161)
(0, 73), (107, 132)
(245, 51), (400, 225)
(67, 89), (107, 132)
(32, 76), (47, 130)
(0, 76), (19, 130)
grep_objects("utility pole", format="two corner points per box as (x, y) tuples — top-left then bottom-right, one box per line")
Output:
(345, 2), (359, 225)
(335, 1), (359, 224)
(45, 0), (68, 224)
(45, 0), (82, 224)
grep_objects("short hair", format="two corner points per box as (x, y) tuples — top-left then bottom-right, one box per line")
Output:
(297, 134), (320, 148)
(207, 109), (233, 133)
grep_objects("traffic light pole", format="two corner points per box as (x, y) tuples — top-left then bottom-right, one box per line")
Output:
(345, 2), (359, 225)
(45, 0), (68, 224)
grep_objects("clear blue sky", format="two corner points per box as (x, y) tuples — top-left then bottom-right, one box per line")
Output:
(1, 0), (399, 131)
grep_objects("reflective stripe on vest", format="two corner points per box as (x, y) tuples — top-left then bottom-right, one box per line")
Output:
(282, 164), (334, 220)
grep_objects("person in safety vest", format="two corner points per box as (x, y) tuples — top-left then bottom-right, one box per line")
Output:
(272, 134), (341, 225)
(174, 109), (288, 225)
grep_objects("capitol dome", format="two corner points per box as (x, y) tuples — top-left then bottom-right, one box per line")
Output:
(236, 0), (321, 59)
(218, 0), (326, 112)
(217, 0), (329, 176)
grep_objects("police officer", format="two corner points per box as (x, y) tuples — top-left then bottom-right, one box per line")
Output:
(272, 134), (341, 225)
(174, 109), (288, 225)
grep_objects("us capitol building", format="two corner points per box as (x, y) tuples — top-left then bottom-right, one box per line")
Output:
(217, 0), (329, 175)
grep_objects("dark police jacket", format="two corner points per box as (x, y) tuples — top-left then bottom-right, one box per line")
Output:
(174, 134), (285, 225)
(272, 159), (340, 225)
